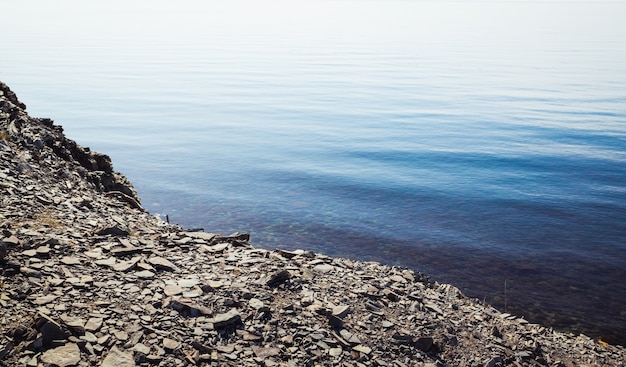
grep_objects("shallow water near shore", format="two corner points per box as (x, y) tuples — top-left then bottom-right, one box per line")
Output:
(2, 0), (626, 344)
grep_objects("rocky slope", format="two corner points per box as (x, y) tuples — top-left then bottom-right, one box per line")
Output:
(1, 81), (624, 366)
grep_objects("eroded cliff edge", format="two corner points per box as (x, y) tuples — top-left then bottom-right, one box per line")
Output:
(1, 82), (624, 366)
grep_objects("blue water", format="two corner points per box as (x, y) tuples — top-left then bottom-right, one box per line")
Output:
(2, 0), (626, 343)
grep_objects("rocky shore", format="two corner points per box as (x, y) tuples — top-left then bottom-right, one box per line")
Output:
(1, 81), (624, 367)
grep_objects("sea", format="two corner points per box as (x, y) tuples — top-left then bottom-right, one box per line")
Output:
(2, 0), (625, 345)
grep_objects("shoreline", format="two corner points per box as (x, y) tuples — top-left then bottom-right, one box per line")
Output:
(1, 81), (624, 366)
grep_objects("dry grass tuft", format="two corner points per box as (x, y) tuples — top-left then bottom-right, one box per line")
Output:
(32, 209), (63, 229)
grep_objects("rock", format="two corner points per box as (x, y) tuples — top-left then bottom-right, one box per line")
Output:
(60, 316), (85, 334)
(414, 336), (434, 352)
(60, 256), (81, 265)
(383, 288), (400, 302)
(84, 317), (103, 332)
(249, 298), (265, 310)
(329, 347), (343, 357)
(115, 331), (129, 342)
(313, 264), (334, 273)
(327, 314), (344, 329)
(382, 320), (394, 328)
(112, 256), (141, 272)
(253, 346), (280, 358)
(206, 279), (224, 290)
(191, 341), (212, 354)
(96, 225), (130, 237)
(183, 231), (217, 241)
(486, 356), (504, 367)
(133, 343), (150, 355)
(332, 305), (350, 318)
(164, 284), (183, 296)
(352, 345), (372, 354)
(2, 235), (21, 246)
(101, 346), (136, 367)
(40, 343), (81, 367)
(266, 270), (291, 287)
(22, 249), (37, 257)
(178, 278), (200, 287)
(147, 256), (178, 271)
(82, 331), (97, 343)
(95, 257), (117, 267)
(168, 297), (212, 316)
(36, 245), (51, 256)
(38, 314), (69, 346)
(339, 329), (361, 345)
(20, 266), (41, 277)
(423, 302), (443, 315)
(33, 294), (57, 305)
(163, 338), (180, 351)
(211, 309), (241, 328)
(135, 270), (155, 279)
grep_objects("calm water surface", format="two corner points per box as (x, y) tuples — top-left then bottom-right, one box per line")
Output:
(2, 0), (626, 344)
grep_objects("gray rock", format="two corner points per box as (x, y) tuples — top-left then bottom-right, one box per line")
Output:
(112, 257), (141, 272)
(101, 346), (136, 367)
(97, 226), (130, 237)
(60, 256), (81, 265)
(352, 344), (372, 354)
(414, 336), (434, 352)
(40, 343), (81, 367)
(168, 297), (212, 316)
(84, 317), (103, 332)
(212, 309), (241, 328)
(329, 347), (343, 357)
(327, 314), (344, 329)
(253, 346), (280, 358)
(423, 301), (443, 315)
(178, 278), (200, 287)
(313, 264), (334, 273)
(339, 329), (361, 345)
(266, 270), (291, 287)
(133, 343), (150, 355)
(38, 315), (68, 346)
(164, 284), (183, 296)
(332, 305), (350, 318)
(163, 338), (180, 351)
(147, 256), (178, 271)
(135, 270), (155, 279)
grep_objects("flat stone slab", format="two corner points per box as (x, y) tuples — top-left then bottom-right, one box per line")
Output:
(101, 346), (136, 367)
(211, 309), (241, 328)
(40, 343), (81, 367)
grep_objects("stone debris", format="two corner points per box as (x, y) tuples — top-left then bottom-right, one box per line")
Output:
(1, 80), (625, 367)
